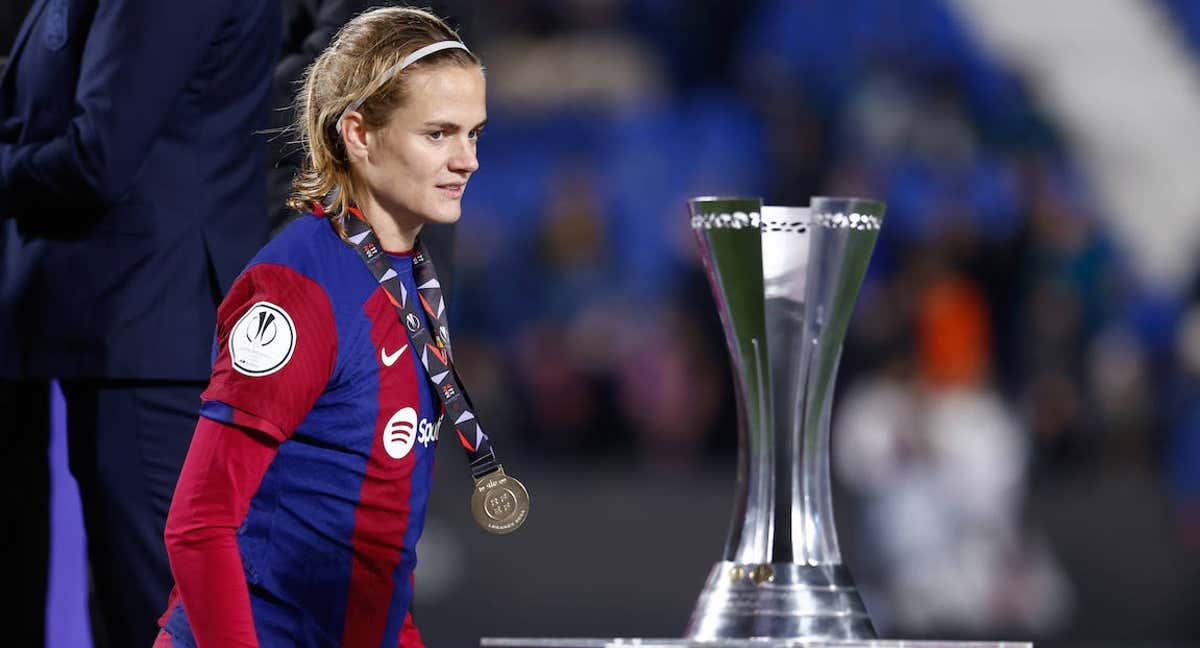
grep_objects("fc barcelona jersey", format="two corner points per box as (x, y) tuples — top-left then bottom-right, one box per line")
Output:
(162, 214), (439, 648)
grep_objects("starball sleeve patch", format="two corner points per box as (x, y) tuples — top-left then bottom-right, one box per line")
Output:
(229, 301), (297, 377)
(202, 263), (337, 442)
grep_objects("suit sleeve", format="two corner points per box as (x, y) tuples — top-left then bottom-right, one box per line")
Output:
(0, 0), (230, 214)
(200, 262), (337, 441)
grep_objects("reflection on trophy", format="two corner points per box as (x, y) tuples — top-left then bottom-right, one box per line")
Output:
(685, 196), (884, 641)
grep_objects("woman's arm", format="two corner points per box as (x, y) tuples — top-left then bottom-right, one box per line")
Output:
(164, 417), (280, 648)
(167, 259), (337, 645)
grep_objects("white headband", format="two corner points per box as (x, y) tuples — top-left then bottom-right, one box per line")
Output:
(338, 40), (472, 126)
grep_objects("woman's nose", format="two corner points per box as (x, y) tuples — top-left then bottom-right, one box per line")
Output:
(449, 137), (478, 174)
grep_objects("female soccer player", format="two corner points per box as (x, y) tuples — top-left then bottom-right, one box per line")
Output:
(153, 7), (498, 647)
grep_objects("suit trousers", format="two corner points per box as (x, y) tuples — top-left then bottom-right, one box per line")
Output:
(1, 380), (203, 648)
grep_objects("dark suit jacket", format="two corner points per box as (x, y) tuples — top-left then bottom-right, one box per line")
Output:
(0, 0), (280, 380)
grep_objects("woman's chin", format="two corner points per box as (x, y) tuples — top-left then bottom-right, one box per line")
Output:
(424, 206), (463, 225)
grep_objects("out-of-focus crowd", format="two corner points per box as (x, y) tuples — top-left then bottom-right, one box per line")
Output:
(442, 0), (1200, 638)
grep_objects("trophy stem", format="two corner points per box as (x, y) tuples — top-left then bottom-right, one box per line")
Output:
(685, 197), (885, 642)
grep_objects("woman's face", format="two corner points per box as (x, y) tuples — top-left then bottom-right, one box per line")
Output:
(358, 63), (486, 229)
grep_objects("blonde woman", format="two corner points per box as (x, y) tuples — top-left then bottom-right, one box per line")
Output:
(155, 7), (497, 647)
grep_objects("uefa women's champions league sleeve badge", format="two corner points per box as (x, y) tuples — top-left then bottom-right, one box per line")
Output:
(229, 302), (297, 377)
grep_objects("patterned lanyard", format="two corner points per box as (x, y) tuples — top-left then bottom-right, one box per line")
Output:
(341, 209), (528, 533)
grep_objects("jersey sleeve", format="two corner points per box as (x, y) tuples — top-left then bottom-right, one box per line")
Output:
(164, 417), (279, 648)
(200, 262), (337, 442)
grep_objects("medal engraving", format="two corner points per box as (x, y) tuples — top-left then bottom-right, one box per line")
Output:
(471, 466), (529, 534)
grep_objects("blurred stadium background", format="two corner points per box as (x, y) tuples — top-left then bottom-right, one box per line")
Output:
(10, 0), (1200, 645)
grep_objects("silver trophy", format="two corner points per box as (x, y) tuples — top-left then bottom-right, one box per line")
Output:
(480, 196), (1032, 648)
(685, 196), (882, 641)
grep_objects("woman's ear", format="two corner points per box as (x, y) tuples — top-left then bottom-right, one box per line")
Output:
(340, 111), (370, 162)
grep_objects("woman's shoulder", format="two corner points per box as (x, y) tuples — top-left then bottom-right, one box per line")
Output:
(250, 213), (348, 275)
(234, 213), (379, 314)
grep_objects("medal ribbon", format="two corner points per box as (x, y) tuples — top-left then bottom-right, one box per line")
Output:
(341, 211), (500, 479)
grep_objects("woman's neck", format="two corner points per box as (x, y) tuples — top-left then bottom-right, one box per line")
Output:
(351, 202), (421, 253)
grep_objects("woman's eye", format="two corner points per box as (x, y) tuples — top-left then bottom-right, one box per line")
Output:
(428, 131), (445, 141)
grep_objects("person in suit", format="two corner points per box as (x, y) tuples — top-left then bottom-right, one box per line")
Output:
(0, 1), (280, 646)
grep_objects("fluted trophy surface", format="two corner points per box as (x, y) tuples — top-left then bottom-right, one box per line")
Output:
(686, 196), (885, 642)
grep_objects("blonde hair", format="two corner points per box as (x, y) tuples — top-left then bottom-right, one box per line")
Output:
(287, 6), (480, 229)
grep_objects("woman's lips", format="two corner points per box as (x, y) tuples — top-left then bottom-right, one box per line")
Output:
(437, 183), (464, 197)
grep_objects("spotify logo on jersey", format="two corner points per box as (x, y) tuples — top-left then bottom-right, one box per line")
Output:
(383, 408), (435, 459)
(383, 407), (418, 459)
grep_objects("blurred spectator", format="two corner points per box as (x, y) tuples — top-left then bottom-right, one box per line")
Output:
(916, 272), (991, 389)
(837, 262), (1072, 635)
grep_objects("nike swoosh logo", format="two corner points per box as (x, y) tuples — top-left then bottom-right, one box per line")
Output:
(381, 344), (408, 367)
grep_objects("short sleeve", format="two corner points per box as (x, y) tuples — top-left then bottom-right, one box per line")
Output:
(199, 263), (337, 442)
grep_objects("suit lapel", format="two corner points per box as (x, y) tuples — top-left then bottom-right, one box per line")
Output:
(0, 0), (52, 87)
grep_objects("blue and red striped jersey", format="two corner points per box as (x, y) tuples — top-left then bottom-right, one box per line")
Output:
(162, 213), (439, 648)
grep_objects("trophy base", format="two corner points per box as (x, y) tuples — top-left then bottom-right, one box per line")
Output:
(481, 640), (1031, 647)
(685, 562), (874, 641)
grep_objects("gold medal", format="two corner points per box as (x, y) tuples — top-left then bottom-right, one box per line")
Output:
(470, 465), (529, 534)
